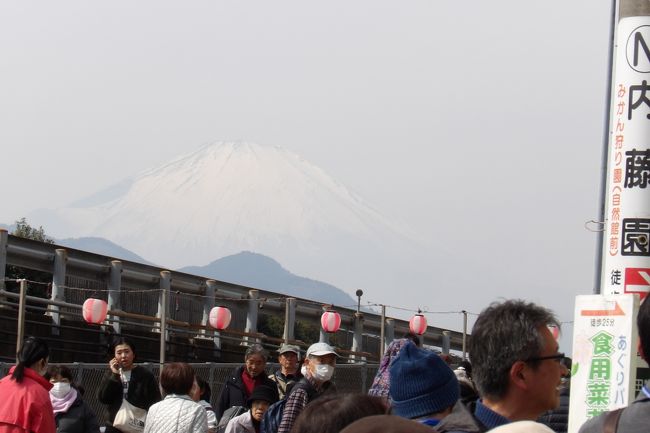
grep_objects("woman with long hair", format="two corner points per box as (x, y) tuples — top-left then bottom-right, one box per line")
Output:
(0, 336), (56, 433)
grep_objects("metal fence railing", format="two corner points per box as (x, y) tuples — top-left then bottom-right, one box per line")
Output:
(0, 362), (379, 426)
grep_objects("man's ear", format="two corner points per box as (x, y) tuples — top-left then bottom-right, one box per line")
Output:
(509, 361), (529, 390)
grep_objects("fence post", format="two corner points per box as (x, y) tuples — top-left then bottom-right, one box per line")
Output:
(201, 279), (217, 336)
(108, 261), (122, 334)
(385, 318), (395, 351)
(319, 305), (330, 344)
(158, 271), (171, 364)
(442, 330), (451, 355)
(16, 279), (27, 358)
(283, 298), (296, 344)
(0, 229), (7, 294)
(379, 305), (386, 359)
(244, 289), (259, 345)
(462, 310), (468, 360)
(351, 312), (364, 362)
(50, 249), (67, 336)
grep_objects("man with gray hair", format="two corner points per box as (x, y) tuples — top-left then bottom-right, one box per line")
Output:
(216, 344), (279, 421)
(436, 300), (568, 433)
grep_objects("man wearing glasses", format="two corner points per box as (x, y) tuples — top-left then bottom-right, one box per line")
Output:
(436, 300), (568, 432)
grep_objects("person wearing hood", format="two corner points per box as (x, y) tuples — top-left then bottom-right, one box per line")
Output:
(276, 342), (338, 433)
(0, 336), (56, 433)
(45, 365), (100, 433)
(224, 385), (278, 433)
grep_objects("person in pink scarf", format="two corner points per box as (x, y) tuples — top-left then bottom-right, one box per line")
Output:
(45, 365), (100, 433)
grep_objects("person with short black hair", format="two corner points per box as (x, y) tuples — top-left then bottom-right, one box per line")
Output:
(578, 298), (650, 433)
(45, 364), (100, 433)
(143, 363), (208, 433)
(216, 344), (278, 421)
(0, 336), (56, 433)
(97, 337), (161, 433)
(436, 300), (567, 433)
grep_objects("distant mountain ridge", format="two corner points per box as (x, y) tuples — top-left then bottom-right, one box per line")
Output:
(55, 237), (154, 265)
(2, 226), (356, 306)
(180, 251), (357, 307)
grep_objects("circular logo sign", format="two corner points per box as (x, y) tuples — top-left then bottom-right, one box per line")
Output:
(626, 25), (650, 73)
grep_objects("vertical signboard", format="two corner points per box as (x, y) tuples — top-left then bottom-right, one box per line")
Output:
(568, 294), (639, 433)
(600, 4), (650, 300)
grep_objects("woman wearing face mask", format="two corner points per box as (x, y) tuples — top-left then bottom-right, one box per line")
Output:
(44, 365), (100, 433)
(276, 342), (338, 433)
(0, 336), (56, 433)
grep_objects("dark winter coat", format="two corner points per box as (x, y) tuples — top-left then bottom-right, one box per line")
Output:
(97, 366), (161, 433)
(54, 394), (100, 433)
(538, 387), (569, 433)
(215, 366), (278, 421)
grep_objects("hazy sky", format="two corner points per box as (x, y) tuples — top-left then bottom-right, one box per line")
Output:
(0, 1), (613, 347)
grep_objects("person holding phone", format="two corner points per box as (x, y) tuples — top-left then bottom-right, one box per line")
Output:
(97, 337), (161, 433)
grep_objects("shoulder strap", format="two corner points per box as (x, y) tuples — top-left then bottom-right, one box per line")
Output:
(291, 378), (317, 400)
(603, 408), (624, 433)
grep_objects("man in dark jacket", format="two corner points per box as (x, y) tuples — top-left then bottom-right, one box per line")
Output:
(215, 344), (279, 421)
(435, 300), (567, 433)
(268, 344), (303, 399)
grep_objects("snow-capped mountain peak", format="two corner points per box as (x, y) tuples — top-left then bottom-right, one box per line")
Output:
(39, 141), (415, 284)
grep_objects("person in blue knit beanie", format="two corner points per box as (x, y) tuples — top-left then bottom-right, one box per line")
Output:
(389, 341), (459, 427)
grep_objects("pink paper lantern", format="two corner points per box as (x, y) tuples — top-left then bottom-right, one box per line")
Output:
(82, 298), (108, 324)
(409, 314), (427, 335)
(209, 306), (232, 330)
(321, 310), (341, 333)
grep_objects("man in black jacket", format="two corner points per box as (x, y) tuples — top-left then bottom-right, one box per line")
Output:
(215, 344), (279, 421)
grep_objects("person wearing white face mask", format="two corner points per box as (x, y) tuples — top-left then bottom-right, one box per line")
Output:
(276, 342), (338, 433)
(44, 365), (100, 433)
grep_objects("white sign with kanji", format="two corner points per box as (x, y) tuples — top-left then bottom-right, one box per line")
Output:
(568, 294), (639, 433)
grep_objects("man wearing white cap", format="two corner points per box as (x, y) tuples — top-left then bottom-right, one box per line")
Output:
(268, 344), (303, 399)
(276, 342), (338, 433)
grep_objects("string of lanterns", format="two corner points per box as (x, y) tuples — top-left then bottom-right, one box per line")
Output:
(80, 295), (429, 337)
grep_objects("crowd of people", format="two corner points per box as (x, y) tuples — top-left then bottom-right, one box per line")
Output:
(0, 297), (648, 433)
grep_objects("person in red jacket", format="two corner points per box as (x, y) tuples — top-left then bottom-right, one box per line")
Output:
(0, 336), (56, 433)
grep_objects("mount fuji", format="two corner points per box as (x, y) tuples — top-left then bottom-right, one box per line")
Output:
(30, 141), (426, 299)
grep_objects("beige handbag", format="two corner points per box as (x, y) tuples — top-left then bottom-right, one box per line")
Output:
(112, 398), (147, 433)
